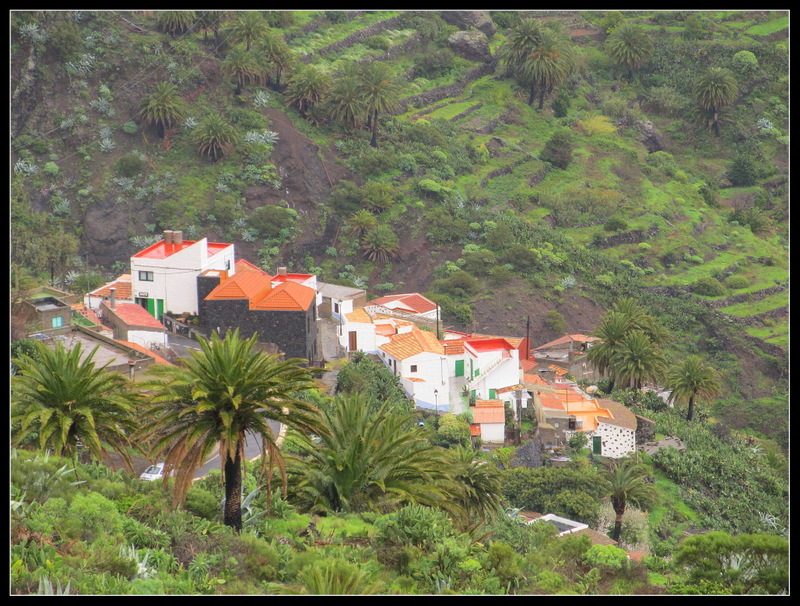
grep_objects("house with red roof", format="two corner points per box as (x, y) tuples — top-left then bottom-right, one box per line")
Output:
(99, 296), (168, 350)
(365, 292), (440, 321)
(130, 230), (236, 320)
(84, 274), (134, 311)
(532, 333), (601, 382)
(197, 260), (318, 363)
(470, 399), (507, 443)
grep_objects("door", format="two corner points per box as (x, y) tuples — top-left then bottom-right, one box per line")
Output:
(455, 359), (464, 377)
(348, 331), (357, 352)
(592, 435), (602, 455)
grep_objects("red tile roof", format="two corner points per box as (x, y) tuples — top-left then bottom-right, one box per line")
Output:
(368, 293), (438, 315)
(133, 239), (232, 260)
(116, 340), (172, 366)
(206, 268), (315, 312)
(90, 275), (133, 301)
(106, 302), (165, 330)
(534, 334), (600, 350)
(235, 259), (268, 275)
(206, 270), (273, 302)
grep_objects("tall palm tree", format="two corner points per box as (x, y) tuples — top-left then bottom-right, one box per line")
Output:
(227, 11), (268, 52)
(601, 455), (658, 542)
(610, 330), (667, 396)
(284, 64), (332, 118)
(348, 209), (378, 237)
(136, 329), (323, 530)
(11, 341), (141, 474)
(192, 112), (238, 162)
(666, 355), (722, 422)
(361, 224), (400, 264)
(498, 17), (543, 74)
(260, 29), (295, 88)
(157, 11), (197, 38)
(586, 311), (633, 390)
(612, 297), (671, 349)
(288, 394), (454, 515)
(196, 11), (232, 44)
(605, 22), (653, 80)
(693, 67), (738, 136)
(358, 61), (402, 147)
(522, 27), (575, 109)
(138, 82), (188, 139)
(222, 46), (266, 96)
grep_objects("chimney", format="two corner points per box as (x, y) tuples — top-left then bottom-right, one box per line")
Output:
(173, 230), (183, 244)
(163, 230), (173, 244)
(278, 266), (287, 276)
(110, 287), (116, 309)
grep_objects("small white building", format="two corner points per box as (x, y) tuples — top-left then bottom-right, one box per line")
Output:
(378, 325), (449, 411)
(365, 292), (440, 322)
(470, 399), (507, 443)
(317, 281), (367, 322)
(130, 230), (235, 319)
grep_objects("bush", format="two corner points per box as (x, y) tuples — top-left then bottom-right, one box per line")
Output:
(43, 162), (59, 177)
(724, 274), (750, 290)
(691, 276), (726, 297)
(540, 129), (574, 170)
(365, 35), (391, 51)
(552, 92), (570, 118)
(728, 153), (759, 187)
(545, 310), (566, 333)
(604, 216), (628, 232)
(184, 486), (220, 520)
(115, 153), (144, 178)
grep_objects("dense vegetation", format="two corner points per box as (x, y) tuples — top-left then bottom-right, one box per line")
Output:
(10, 10), (789, 595)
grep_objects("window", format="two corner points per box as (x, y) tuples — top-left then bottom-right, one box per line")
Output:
(410, 365), (417, 372)
(138, 271), (154, 282)
(51, 316), (63, 328)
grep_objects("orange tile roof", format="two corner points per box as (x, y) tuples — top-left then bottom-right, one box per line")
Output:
(496, 384), (524, 394)
(525, 373), (551, 386)
(250, 281), (315, 311)
(549, 364), (568, 376)
(380, 326), (444, 360)
(91, 275), (133, 301)
(206, 270), (273, 302)
(345, 308), (373, 324)
(235, 259), (269, 275)
(368, 293), (437, 314)
(472, 400), (506, 424)
(106, 302), (165, 330)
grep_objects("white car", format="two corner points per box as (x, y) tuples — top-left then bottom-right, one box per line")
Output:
(139, 463), (167, 481)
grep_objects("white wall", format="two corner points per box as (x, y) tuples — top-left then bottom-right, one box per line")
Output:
(127, 329), (168, 350)
(480, 422), (505, 443)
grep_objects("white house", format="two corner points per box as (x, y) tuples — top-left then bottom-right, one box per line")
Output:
(130, 230), (235, 319)
(470, 399), (507, 443)
(84, 274), (134, 311)
(378, 325), (449, 411)
(98, 298), (168, 350)
(317, 281), (367, 322)
(443, 334), (527, 415)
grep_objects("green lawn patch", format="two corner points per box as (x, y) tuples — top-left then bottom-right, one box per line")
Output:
(745, 15), (788, 36)
(720, 289), (788, 317)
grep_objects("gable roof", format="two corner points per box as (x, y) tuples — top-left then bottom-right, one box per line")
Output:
(234, 258), (269, 275)
(206, 269), (274, 302)
(367, 293), (438, 315)
(250, 280), (315, 311)
(380, 326), (444, 360)
(345, 308), (373, 324)
(90, 274), (133, 301)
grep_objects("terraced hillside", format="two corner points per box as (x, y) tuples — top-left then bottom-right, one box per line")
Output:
(10, 10), (788, 444)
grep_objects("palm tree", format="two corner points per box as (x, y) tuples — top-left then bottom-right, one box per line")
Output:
(284, 64), (332, 118)
(605, 22), (653, 80)
(196, 11), (232, 44)
(260, 29), (295, 88)
(288, 394), (454, 515)
(586, 311), (633, 390)
(612, 297), (671, 348)
(361, 224), (400, 264)
(222, 46), (266, 96)
(325, 70), (367, 133)
(447, 446), (504, 524)
(498, 17), (543, 74)
(601, 455), (658, 542)
(138, 82), (188, 139)
(666, 355), (722, 422)
(348, 209), (378, 237)
(693, 67), (738, 136)
(609, 330), (667, 397)
(136, 329), (323, 530)
(358, 61), (402, 147)
(11, 341), (141, 474)
(192, 112), (238, 162)
(522, 27), (575, 109)
(157, 11), (197, 38)
(227, 11), (268, 52)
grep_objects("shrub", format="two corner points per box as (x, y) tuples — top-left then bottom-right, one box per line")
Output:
(581, 115), (616, 136)
(540, 129), (575, 170)
(552, 92), (571, 118)
(364, 35), (390, 51)
(184, 486), (220, 520)
(603, 216), (628, 232)
(545, 310), (566, 333)
(115, 152), (145, 178)
(691, 276), (726, 297)
(728, 153), (759, 187)
(724, 274), (750, 290)
(43, 161), (59, 177)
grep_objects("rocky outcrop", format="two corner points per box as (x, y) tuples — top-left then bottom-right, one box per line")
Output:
(440, 10), (497, 38)
(635, 120), (664, 153)
(448, 29), (493, 63)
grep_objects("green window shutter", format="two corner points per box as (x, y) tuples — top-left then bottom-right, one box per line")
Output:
(455, 359), (464, 377)
(489, 388), (496, 399)
(52, 316), (63, 328)
(156, 299), (164, 321)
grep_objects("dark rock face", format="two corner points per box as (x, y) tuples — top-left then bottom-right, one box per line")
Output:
(448, 30), (493, 63)
(440, 10), (497, 38)
(510, 435), (546, 469)
(636, 120), (664, 153)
